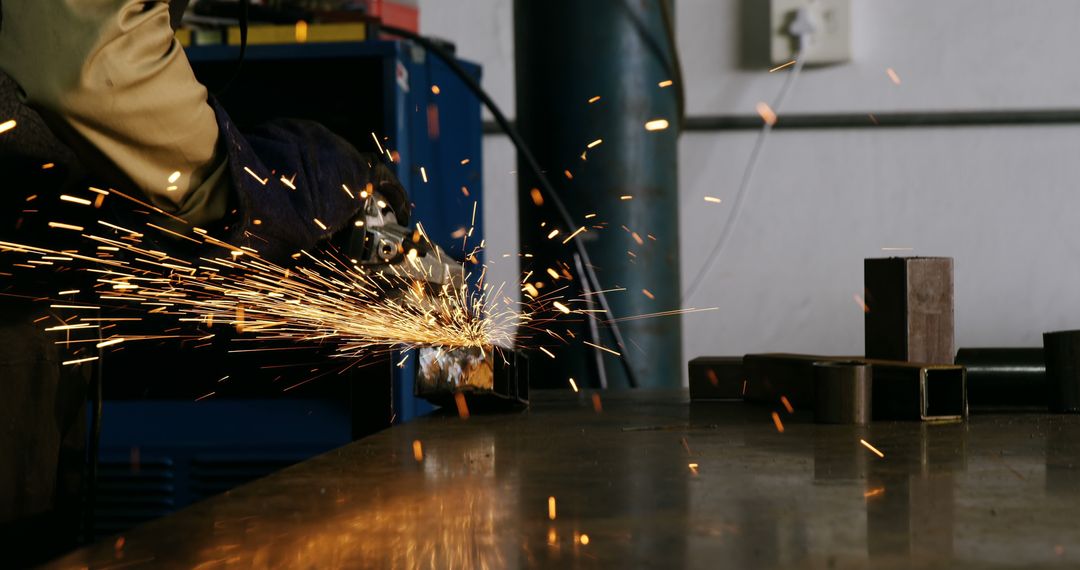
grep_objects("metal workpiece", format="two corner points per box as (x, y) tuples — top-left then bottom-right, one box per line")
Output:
(688, 356), (744, 401)
(1044, 330), (1080, 413)
(415, 347), (528, 410)
(864, 257), (955, 365)
(813, 361), (872, 424)
(743, 353), (854, 409)
(867, 359), (967, 421)
(745, 353), (966, 421)
(954, 348), (1047, 411)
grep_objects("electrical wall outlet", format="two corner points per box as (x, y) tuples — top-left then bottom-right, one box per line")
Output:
(770, 0), (852, 65)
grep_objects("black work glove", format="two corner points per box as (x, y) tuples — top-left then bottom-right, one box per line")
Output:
(368, 160), (411, 227)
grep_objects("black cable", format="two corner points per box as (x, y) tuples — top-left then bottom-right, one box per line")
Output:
(215, 0), (251, 95)
(379, 24), (641, 389)
(656, 0), (686, 129)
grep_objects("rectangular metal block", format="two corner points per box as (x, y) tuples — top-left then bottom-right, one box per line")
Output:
(415, 347), (528, 410)
(743, 353), (852, 410)
(864, 257), (955, 365)
(744, 354), (967, 421)
(866, 359), (967, 421)
(813, 360), (872, 425)
(688, 356), (744, 401)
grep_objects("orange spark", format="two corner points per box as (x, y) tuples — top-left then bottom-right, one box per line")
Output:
(564, 170), (573, 180)
(530, 188), (544, 206)
(412, 440), (424, 462)
(454, 392), (470, 419)
(313, 218), (328, 231)
(431, 84), (441, 95)
(548, 496), (557, 520)
(62, 356), (99, 366)
(704, 196), (722, 204)
(769, 60), (796, 72)
(688, 463), (699, 474)
(48, 222), (84, 231)
(168, 171), (182, 184)
(780, 395), (794, 413)
(0, 119), (15, 134)
(592, 393), (603, 412)
(886, 67), (902, 85)
(588, 95), (601, 104)
(854, 293), (869, 312)
(645, 118), (669, 131)
(642, 289), (654, 299)
(547, 229), (560, 239)
(587, 139), (603, 149)
(41, 163), (55, 170)
(295, 20), (308, 42)
(756, 102), (777, 126)
(60, 195), (92, 206)
(553, 301), (571, 314)
(771, 411), (785, 433)
(579, 533), (590, 545)
(243, 166), (267, 185)
(860, 439), (885, 458)
(864, 486), (885, 499)
(562, 226), (586, 244)
(583, 341), (620, 356)
(658, 79), (673, 87)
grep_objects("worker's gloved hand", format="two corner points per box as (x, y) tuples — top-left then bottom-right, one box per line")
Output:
(369, 161), (411, 227)
(334, 164), (459, 291)
(208, 99), (418, 262)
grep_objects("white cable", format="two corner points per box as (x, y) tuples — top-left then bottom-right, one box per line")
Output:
(682, 12), (814, 303)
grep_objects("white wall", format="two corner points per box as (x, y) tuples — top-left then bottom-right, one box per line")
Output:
(421, 0), (1080, 382)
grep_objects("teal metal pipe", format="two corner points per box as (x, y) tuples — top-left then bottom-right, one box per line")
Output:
(514, 0), (682, 388)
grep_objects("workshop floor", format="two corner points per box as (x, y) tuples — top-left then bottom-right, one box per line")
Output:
(46, 390), (1080, 569)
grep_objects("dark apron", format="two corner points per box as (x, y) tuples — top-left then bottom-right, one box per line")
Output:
(0, 69), (90, 566)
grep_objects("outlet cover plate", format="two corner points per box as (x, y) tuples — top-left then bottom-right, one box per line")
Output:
(770, 0), (852, 65)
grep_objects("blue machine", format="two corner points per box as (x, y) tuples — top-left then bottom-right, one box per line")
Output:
(93, 39), (483, 536)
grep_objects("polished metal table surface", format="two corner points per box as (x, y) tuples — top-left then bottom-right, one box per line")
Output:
(46, 390), (1080, 569)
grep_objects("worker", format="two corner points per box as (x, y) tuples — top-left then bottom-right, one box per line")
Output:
(0, 0), (407, 563)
